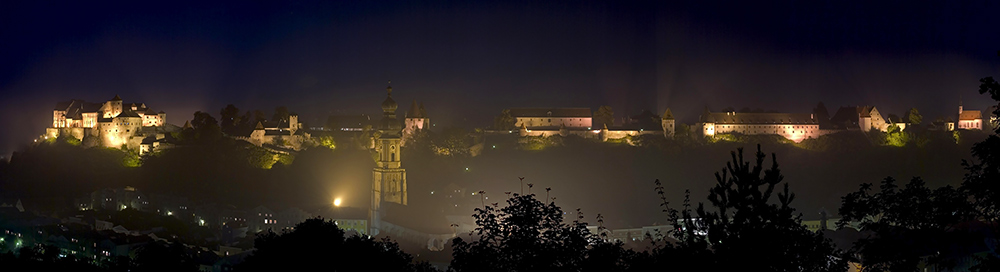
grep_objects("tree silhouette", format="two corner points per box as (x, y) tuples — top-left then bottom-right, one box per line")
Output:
(665, 145), (845, 271)
(237, 217), (436, 272)
(838, 177), (978, 271)
(133, 241), (198, 272)
(272, 106), (290, 122)
(836, 74), (1000, 271)
(905, 108), (922, 125)
(494, 109), (516, 130)
(593, 106), (614, 128)
(220, 104), (242, 135)
(963, 75), (1000, 271)
(451, 191), (624, 272)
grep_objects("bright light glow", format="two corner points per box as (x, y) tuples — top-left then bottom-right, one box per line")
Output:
(167, 211), (172, 216)
(334, 198), (342, 207)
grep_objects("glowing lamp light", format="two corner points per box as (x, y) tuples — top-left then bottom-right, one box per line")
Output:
(334, 198), (342, 207)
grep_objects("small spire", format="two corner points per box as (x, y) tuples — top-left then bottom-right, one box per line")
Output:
(387, 80), (392, 96)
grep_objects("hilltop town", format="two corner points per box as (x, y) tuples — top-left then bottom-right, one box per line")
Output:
(9, 86), (1000, 270)
(43, 92), (999, 155)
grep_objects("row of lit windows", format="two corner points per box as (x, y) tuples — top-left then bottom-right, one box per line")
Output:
(718, 125), (816, 129)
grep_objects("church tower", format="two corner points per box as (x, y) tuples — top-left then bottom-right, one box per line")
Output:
(661, 108), (675, 138)
(371, 82), (407, 235)
(402, 100), (430, 146)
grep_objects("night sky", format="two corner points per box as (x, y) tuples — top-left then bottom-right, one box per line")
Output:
(2, 0), (999, 156)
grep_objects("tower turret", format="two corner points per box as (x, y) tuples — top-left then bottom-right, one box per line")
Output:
(661, 108), (675, 138)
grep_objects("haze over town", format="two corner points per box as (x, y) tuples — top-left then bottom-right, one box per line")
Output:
(2, 1), (1000, 271)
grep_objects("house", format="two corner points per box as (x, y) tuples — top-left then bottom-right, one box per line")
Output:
(958, 103), (984, 130)
(829, 106), (891, 132)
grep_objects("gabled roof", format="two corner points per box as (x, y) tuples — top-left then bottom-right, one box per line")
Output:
(702, 112), (816, 124)
(117, 110), (142, 118)
(960, 110), (982, 121)
(829, 106), (882, 129)
(509, 108), (592, 118)
(662, 109), (674, 119)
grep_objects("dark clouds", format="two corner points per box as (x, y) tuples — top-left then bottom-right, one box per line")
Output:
(2, 0), (999, 155)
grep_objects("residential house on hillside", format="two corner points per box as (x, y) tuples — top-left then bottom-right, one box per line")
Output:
(829, 106), (890, 132)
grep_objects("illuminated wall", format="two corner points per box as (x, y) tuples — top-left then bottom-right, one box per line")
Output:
(515, 117), (592, 129)
(699, 112), (824, 143)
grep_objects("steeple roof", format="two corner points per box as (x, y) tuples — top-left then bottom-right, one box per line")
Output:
(662, 109), (674, 119)
(407, 100), (424, 118)
(111, 94), (122, 101)
(381, 83), (397, 113)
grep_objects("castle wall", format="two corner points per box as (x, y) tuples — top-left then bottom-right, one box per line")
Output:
(141, 113), (164, 127)
(82, 112), (97, 128)
(53, 110), (66, 128)
(702, 122), (831, 143)
(711, 124), (822, 142)
(515, 117), (592, 129)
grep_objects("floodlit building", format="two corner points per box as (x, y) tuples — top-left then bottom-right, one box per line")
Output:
(957, 102), (984, 130)
(402, 100), (430, 146)
(510, 108), (593, 129)
(45, 95), (170, 153)
(240, 113), (311, 150)
(371, 83), (408, 236)
(829, 106), (891, 132)
(698, 109), (823, 142)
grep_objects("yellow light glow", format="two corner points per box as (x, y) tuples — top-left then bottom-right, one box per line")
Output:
(334, 198), (342, 207)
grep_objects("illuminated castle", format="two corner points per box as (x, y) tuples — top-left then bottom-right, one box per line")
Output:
(45, 95), (169, 153)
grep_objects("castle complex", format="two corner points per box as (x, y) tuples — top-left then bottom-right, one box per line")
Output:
(509, 102), (988, 144)
(239, 114), (311, 151)
(46, 95), (170, 154)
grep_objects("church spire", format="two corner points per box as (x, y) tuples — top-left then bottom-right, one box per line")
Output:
(381, 80), (398, 114)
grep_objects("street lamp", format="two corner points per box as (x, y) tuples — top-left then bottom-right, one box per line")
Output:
(334, 198), (342, 207)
